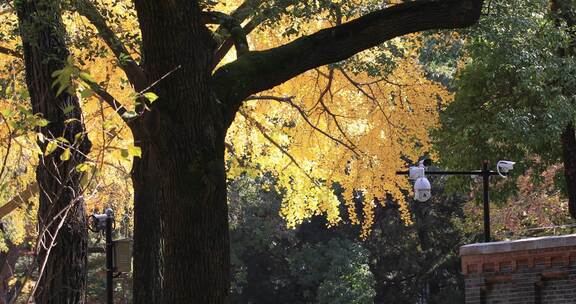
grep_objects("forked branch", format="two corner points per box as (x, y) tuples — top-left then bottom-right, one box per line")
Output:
(202, 11), (249, 60)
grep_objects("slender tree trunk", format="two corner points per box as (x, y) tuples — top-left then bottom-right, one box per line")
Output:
(0, 240), (21, 304)
(561, 124), (576, 218)
(551, 0), (576, 218)
(16, 0), (90, 302)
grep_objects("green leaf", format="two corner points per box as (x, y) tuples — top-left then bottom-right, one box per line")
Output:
(18, 89), (29, 100)
(56, 137), (70, 144)
(128, 145), (142, 158)
(80, 87), (93, 98)
(118, 53), (132, 66)
(56, 81), (69, 96)
(80, 172), (90, 189)
(74, 132), (84, 143)
(36, 118), (49, 127)
(76, 162), (91, 172)
(143, 92), (159, 103)
(60, 148), (71, 161)
(44, 141), (58, 156)
(120, 149), (130, 159)
(51, 69), (63, 78)
(79, 72), (96, 83)
(63, 104), (75, 115)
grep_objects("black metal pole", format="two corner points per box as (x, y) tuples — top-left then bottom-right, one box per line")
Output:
(482, 161), (491, 242)
(106, 214), (114, 304)
(396, 162), (504, 243)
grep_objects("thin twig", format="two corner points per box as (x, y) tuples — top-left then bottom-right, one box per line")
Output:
(246, 95), (360, 156)
(0, 112), (12, 184)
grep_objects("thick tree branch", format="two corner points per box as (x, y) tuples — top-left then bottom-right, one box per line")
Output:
(0, 183), (38, 220)
(213, 19), (259, 68)
(213, 0), (483, 107)
(74, 0), (146, 89)
(212, 0), (295, 67)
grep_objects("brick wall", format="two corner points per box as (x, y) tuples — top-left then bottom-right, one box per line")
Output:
(461, 235), (576, 304)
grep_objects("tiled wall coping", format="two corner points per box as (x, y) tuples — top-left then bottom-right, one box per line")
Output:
(460, 234), (576, 256)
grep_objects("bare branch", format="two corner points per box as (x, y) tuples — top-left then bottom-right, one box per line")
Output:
(314, 69), (357, 149)
(239, 109), (320, 185)
(247, 94), (360, 156)
(0, 46), (22, 59)
(339, 68), (399, 129)
(246, 95), (295, 102)
(0, 111), (12, 183)
(86, 80), (131, 124)
(214, 21), (261, 68)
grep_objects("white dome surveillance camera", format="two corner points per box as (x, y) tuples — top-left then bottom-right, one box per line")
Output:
(496, 160), (515, 177)
(414, 177), (431, 202)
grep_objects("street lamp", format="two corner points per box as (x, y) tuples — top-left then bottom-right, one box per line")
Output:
(397, 160), (515, 242)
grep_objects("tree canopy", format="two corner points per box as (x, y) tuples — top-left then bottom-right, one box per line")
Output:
(0, 0), (492, 302)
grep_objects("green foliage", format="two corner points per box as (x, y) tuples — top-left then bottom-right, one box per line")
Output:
(364, 178), (469, 304)
(228, 175), (375, 303)
(434, 0), (576, 200)
(228, 174), (468, 303)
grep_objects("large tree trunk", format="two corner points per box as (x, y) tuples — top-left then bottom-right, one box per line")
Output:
(132, 128), (230, 303)
(131, 105), (230, 303)
(16, 0), (90, 302)
(131, 2), (230, 303)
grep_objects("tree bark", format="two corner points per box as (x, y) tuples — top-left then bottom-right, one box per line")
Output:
(131, 1), (230, 303)
(16, 0), (91, 302)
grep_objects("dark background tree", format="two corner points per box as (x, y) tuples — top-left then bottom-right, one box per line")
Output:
(227, 173), (469, 304)
(434, 0), (576, 222)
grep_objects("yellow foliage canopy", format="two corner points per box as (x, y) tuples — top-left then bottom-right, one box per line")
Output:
(226, 18), (451, 235)
(0, 0), (451, 239)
